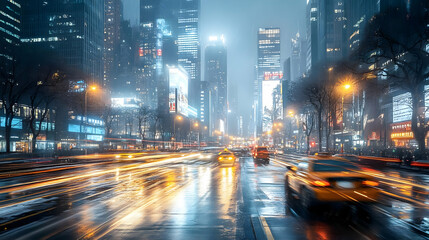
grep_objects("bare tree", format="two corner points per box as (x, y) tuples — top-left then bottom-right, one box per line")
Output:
(124, 109), (134, 138)
(137, 106), (153, 149)
(27, 70), (67, 153)
(102, 105), (116, 139)
(355, 6), (429, 151)
(0, 56), (32, 153)
(302, 110), (315, 155)
(298, 67), (331, 152)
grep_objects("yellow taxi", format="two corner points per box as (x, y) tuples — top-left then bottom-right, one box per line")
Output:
(285, 156), (380, 210)
(217, 149), (236, 165)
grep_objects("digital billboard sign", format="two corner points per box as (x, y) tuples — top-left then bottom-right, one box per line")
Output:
(393, 92), (412, 123)
(264, 71), (283, 81)
(168, 66), (189, 116)
(111, 97), (139, 109)
(262, 80), (282, 132)
(393, 86), (429, 123)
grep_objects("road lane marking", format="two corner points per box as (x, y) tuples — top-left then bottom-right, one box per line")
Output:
(259, 216), (274, 240)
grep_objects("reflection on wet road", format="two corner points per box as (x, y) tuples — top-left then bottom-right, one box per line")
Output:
(0, 153), (427, 239)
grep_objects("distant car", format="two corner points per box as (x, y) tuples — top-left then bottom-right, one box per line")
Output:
(253, 146), (270, 163)
(285, 156), (380, 211)
(275, 149), (284, 155)
(314, 152), (332, 157)
(200, 150), (215, 160)
(230, 148), (244, 157)
(217, 151), (236, 166)
(178, 148), (191, 152)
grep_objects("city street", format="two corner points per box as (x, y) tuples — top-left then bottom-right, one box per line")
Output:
(0, 153), (427, 239)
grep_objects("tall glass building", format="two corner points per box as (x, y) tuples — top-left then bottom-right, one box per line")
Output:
(257, 28), (282, 134)
(21, 0), (104, 85)
(103, 0), (123, 90)
(0, 0), (21, 71)
(178, 0), (201, 110)
(138, 0), (161, 109)
(204, 36), (227, 135)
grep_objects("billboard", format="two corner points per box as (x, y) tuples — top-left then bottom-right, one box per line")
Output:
(393, 92), (412, 123)
(264, 71), (283, 81)
(393, 85), (429, 123)
(111, 97), (139, 109)
(168, 66), (189, 116)
(262, 80), (282, 132)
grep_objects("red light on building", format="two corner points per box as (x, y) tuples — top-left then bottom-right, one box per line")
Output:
(157, 49), (162, 56)
(264, 71), (283, 80)
(139, 47), (144, 57)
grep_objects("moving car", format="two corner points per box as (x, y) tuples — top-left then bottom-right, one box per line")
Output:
(217, 150), (236, 165)
(284, 156), (380, 210)
(333, 153), (360, 163)
(252, 146), (270, 163)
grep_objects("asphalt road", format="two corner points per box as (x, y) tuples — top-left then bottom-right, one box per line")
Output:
(0, 153), (427, 239)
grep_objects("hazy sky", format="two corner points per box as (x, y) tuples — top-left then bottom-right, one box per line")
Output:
(123, 0), (306, 119)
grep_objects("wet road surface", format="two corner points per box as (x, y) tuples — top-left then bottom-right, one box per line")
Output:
(0, 153), (427, 239)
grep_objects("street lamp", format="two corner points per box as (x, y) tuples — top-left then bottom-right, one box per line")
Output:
(84, 84), (98, 119)
(340, 83), (353, 153)
(80, 84), (98, 152)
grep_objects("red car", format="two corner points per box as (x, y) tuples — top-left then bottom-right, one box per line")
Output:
(253, 146), (270, 163)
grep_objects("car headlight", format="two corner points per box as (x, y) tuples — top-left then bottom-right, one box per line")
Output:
(115, 155), (120, 159)
(362, 180), (379, 187)
(219, 157), (223, 160)
(228, 157), (233, 160)
(128, 155), (132, 158)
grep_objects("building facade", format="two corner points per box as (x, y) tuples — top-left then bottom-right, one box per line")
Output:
(21, 0), (104, 84)
(257, 28), (282, 134)
(290, 32), (307, 82)
(204, 36), (227, 136)
(103, 0), (123, 90)
(306, 0), (347, 69)
(178, 0), (201, 110)
(0, 0), (21, 72)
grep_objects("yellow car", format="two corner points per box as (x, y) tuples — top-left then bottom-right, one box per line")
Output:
(285, 157), (380, 210)
(217, 151), (236, 165)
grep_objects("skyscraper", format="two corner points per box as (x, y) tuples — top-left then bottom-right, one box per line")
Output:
(0, 0), (21, 72)
(290, 33), (307, 82)
(138, 0), (179, 110)
(21, 0), (104, 84)
(306, 0), (347, 69)
(257, 28), (282, 134)
(104, 0), (123, 90)
(282, 58), (291, 117)
(204, 36), (227, 135)
(178, 0), (201, 110)
(138, 0), (161, 109)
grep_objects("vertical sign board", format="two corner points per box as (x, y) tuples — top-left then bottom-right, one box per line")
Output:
(393, 92), (412, 123)
(168, 67), (189, 116)
(262, 80), (281, 132)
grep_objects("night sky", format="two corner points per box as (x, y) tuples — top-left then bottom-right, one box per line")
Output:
(123, 0), (306, 120)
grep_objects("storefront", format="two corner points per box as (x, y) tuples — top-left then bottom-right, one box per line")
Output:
(390, 121), (417, 147)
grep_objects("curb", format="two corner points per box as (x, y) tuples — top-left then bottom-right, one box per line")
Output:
(251, 215), (274, 240)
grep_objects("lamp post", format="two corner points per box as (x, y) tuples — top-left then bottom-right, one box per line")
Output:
(341, 84), (351, 153)
(80, 84), (97, 153)
(84, 85), (97, 119)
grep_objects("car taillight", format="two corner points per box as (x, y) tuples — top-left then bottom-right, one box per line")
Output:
(362, 180), (378, 187)
(311, 180), (330, 187)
